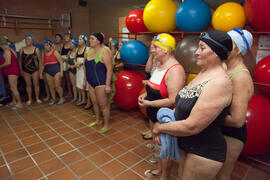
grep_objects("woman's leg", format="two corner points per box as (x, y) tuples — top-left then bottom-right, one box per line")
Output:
(8, 75), (22, 107)
(69, 72), (77, 101)
(182, 153), (223, 180)
(88, 84), (100, 124)
(32, 71), (41, 102)
(216, 137), (244, 180)
(43, 73), (50, 101)
(45, 73), (56, 102)
(23, 71), (32, 104)
(54, 73), (64, 103)
(95, 86), (110, 130)
(84, 90), (92, 109)
(64, 70), (72, 97)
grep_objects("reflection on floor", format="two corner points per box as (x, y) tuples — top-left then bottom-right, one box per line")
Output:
(0, 103), (269, 180)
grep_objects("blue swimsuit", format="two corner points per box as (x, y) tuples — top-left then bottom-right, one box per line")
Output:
(85, 48), (107, 88)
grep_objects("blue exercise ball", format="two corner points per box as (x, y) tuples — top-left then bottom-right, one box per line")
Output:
(120, 40), (149, 65)
(175, 0), (211, 32)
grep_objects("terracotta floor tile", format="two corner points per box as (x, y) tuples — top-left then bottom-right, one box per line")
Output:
(9, 156), (35, 173)
(111, 122), (129, 131)
(132, 144), (153, 159)
(5, 148), (29, 163)
(118, 152), (142, 167)
(14, 166), (43, 180)
(232, 161), (249, 177)
(43, 117), (58, 124)
(0, 156), (5, 166)
(52, 143), (74, 156)
(9, 120), (26, 127)
(26, 142), (47, 154)
(45, 136), (65, 147)
(121, 127), (139, 137)
(28, 121), (46, 128)
(34, 125), (51, 134)
(32, 149), (56, 164)
(84, 132), (104, 142)
(132, 160), (156, 177)
(95, 138), (115, 149)
(39, 158), (65, 175)
(0, 129), (13, 138)
(39, 130), (58, 140)
(16, 129), (36, 139)
(47, 167), (76, 180)
(21, 136), (42, 146)
(81, 169), (110, 180)
(119, 137), (141, 150)
(60, 150), (84, 165)
(69, 137), (90, 148)
(246, 167), (270, 180)
(0, 135), (18, 145)
(0, 166), (11, 179)
(78, 144), (100, 157)
(77, 127), (92, 136)
(231, 174), (242, 180)
(69, 159), (96, 176)
(88, 151), (112, 166)
(55, 113), (71, 120)
(62, 131), (81, 141)
(54, 126), (73, 135)
(105, 144), (127, 158)
(109, 132), (129, 142)
(114, 170), (143, 180)
(49, 121), (66, 129)
(101, 160), (127, 177)
(1, 141), (22, 154)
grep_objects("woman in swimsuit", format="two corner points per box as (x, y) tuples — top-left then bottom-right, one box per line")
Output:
(19, 35), (42, 105)
(216, 28), (254, 180)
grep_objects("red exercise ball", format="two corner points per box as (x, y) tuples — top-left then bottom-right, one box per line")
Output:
(126, 9), (147, 33)
(139, 87), (147, 117)
(244, 0), (270, 31)
(113, 70), (146, 111)
(254, 55), (270, 94)
(242, 93), (270, 155)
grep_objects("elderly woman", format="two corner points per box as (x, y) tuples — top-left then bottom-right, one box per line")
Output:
(19, 35), (42, 105)
(0, 37), (22, 109)
(138, 33), (185, 179)
(85, 32), (113, 134)
(216, 29), (254, 180)
(153, 30), (233, 180)
(40, 39), (64, 105)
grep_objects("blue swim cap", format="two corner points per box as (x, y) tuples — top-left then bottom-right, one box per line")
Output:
(71, 39), (78, 47)
(79, 35), (88, 46)
(43, 38), (53, 47)
(25, 34), (34, 41)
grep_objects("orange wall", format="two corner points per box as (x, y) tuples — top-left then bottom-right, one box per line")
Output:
(0, 0), (90, 43)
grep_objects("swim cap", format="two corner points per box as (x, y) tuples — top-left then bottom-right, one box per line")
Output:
(227, 28), (253, 56)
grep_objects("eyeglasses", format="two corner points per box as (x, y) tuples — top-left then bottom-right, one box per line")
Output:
(200, 32), (229, 55)
(153, 35), (172, 52)
(232, 28), (250, 52)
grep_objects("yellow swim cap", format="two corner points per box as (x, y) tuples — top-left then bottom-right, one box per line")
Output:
(153, 33), (175, 52)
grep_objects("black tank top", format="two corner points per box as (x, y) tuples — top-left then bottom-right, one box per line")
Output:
(76, 47), (86, 58)
(21, 48), (39, 73)
(61, 46), (71, 56)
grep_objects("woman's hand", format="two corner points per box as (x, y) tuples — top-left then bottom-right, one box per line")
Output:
(138, 93), (148, 106)
(153, 122), (161, 136)
(105, 85), (111, 94)
(154, 135), (161, 145)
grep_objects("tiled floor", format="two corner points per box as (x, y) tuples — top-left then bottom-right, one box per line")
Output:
(0, 102), (270, 180)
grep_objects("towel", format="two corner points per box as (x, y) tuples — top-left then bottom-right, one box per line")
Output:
(156, 108), (181, 161)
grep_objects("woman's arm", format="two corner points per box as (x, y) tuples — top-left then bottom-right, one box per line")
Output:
(102, 48), (113, 93)
(224, 74), (253, 127)
(0, 50), (11, 69)
(154, 77), (232, 137)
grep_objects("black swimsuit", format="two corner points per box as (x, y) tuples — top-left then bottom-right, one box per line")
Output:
(175, 80), (230, 162)
(21, 48), (39, 74)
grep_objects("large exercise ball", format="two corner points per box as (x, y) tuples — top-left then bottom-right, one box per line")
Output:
(143, 0), (178, 32)
(175, 35), (201, 74)
(254, 55), (270, 94)
(204, 0), (243, 9)
(120, 40), (149, 66)
(113, 71), (146, 111)
(212, 2), (246, 32)
(242, 94), (270, 155)
(244, 0), (270, 31)
(126, 9), (147, 33)
(175, 0), (211, 32)
(186, 73), (197, 84)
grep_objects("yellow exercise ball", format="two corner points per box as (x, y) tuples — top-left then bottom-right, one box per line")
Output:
(212, 2), (246, 32)
(143, 0), (178, 32)
(186, 73), (197, 84)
